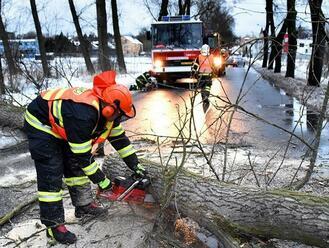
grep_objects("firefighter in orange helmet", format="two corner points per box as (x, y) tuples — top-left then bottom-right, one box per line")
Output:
(191, 44), (214, 112)
(23, 70), (146, 244)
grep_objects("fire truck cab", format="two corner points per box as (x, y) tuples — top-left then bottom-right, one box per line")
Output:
(150, 15), (203, 84)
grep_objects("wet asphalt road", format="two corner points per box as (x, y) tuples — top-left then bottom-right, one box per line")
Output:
(126, 67), (329, 158)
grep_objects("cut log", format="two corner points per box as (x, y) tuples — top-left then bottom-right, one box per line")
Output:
(103, 156), (329, 248)
(0, 101), (25, 130)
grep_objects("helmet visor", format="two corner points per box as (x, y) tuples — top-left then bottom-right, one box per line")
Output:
(118, 104), (136, 119)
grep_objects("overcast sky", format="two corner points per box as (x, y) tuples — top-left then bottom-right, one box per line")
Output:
(2, 0), (328, 37)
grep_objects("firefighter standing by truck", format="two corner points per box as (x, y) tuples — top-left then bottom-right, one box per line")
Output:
(192, 44), (215, 112)
(24, 70), (147, 245)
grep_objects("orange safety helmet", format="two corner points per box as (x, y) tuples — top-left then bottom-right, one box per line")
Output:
(93, 70), (116, 98)
(101, 84), (136, 118)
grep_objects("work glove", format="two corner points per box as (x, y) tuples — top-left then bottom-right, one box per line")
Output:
(98, 178), (112, 191)
(133, 163), (148, 178)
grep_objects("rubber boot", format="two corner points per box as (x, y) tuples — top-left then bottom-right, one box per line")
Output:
(46, 225), (77, 244)
(75, 201), (108, 218)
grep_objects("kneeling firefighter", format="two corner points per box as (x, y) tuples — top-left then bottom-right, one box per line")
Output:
(24, 70), (147, 244)
(130, 71), (157, 92)
(192, 44), (215, 112)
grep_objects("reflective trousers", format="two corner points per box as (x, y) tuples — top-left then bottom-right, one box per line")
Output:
(24, 121), (93, 227)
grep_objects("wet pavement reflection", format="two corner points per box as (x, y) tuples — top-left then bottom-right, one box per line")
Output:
(125, 67), (329, 159)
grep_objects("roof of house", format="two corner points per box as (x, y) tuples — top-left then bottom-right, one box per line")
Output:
(122, 36), (142, 45)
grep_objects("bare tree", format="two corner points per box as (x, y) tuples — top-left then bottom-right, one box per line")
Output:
(178, 0), (191, 15)
(0, 1), (17, 78)
(68, 0), (95, 74)
(111, 0), (126, 73)
(262, 0), (274, 68)
(30, 0), (49, 77)
(158, 0), (169, 21)
(285, 0), (297, 78)
(307, 0), (327, 86)
(0, 56), (4, 94)
(96, 0), (111, 71)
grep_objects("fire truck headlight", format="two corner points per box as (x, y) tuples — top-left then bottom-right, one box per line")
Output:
(154, 59), (163, 68)
(214, 57), (222, 67)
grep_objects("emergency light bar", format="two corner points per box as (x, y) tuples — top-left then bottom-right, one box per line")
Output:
(161, 15), (191, 21)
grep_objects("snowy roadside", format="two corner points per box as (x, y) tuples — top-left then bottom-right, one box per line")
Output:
(252, 62), (328, 115)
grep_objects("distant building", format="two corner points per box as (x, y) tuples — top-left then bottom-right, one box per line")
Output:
(0, 39), (39, 58)
(121, 36), (143, 56)
(296, 39), (312, 58)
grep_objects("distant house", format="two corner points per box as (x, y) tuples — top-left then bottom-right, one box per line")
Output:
(90, 40), (116, 56)
(121, 36), (143, 56)
(297, 39), (312, 58)
(0, 39), (39, 58)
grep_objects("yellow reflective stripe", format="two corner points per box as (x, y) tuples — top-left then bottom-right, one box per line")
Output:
(42, 89), (58, 99)
(99, 178), (111, 189)
(82, 161), (99, 176)
(92, 100), (100, 111)
(109, 124), (124, 137)
(24, 110), (61, 138)
(53, 100), (63, 127)
(53, 88), (66, 99)
(68, 140), (92, 154)
(64, 176), (90, 186)
(118, 144), (136, 158)
(38, 190), (63, 202)
(97, 121), (113, 140)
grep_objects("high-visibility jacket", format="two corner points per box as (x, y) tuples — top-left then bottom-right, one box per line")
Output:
(198, 54), (215, 74)
(41, 87), (103, 142)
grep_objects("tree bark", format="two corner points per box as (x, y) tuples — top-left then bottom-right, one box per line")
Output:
(0, 56), (4, 94)
(285, 0), (297, 78)
(103, 156), (329, 248)
(111, 0), (126, 73)
(307, 0), (326, 86)
(262, 0), (273, 68)
(0, 101), (24, 129)
(30, 0), (50, 77)
(96, 0), (111, 72)
(178, 0), (191, 15)
(266, 0), (276, 70)
(158, 0), (169, 21)
(273, 19), (288, 73)
(0, 4), (17, 78)
(68, 0), (95, 74)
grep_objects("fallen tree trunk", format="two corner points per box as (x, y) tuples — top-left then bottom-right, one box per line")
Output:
(0, 101), (25, 130)
(103, 156), (329, 248)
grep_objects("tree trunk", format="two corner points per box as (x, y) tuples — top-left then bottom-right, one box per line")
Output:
(0, 6), (17, 78)
(104, 156), (329, 248)
(30, 0), (50, 78)
(158, 0), (169, 21)
(267, 0), (276, 70)
(285, 0), (297, 78)
(274, 20), (288, 73)
(0, 56), (5, 94)
(307, 0), (326, 86)
(0, 101), (24, 129)
(178, 0), (191, 15)
(111, 0), (126, 73)
(262, 0), (272, 68)
(96, 0), (111, 72)
(68, 0), (95, 74)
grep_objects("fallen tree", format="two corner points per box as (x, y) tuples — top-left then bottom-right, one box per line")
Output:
(0, 101), (25, 130)
(103, 156), (329, 248)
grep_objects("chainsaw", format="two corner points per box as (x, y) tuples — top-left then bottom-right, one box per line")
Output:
(97, 175), (155, 205)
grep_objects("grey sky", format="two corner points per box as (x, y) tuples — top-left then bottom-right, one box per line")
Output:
(2, 0), (328, 37)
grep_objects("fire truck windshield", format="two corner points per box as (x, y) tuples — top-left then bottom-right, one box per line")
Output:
(152, 23), (202, 49)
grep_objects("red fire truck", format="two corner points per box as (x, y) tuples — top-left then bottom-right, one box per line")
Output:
(150, 16), (224, 84)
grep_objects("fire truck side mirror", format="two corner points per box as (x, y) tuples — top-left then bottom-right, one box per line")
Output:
(146, 31), (151, 40)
